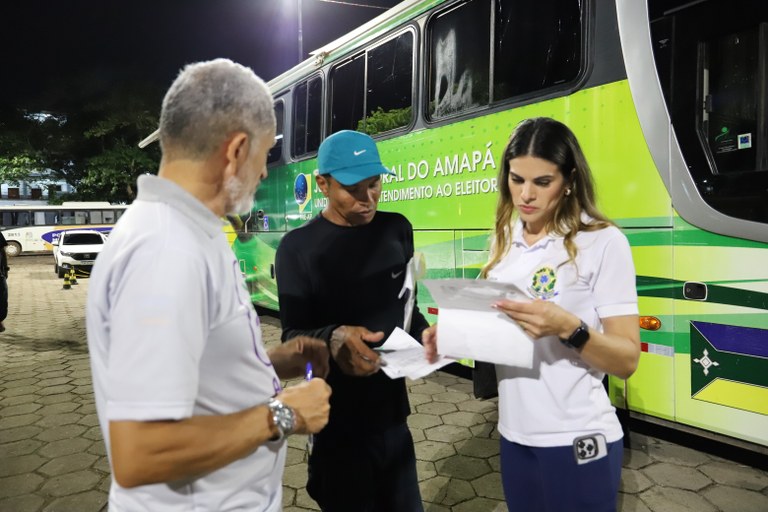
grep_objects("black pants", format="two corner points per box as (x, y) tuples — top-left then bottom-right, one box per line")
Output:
(0, 276), (7, 322)
(307, 422), (424, 512)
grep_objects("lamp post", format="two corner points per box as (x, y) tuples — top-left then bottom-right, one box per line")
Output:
(297, 0), (303, 63)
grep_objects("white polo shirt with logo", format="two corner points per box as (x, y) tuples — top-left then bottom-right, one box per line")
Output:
(488, 218), (638, 447)
(87, 175), (285, 511)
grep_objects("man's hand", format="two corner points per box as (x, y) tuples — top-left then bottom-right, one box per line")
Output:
(277, 379), (332, 434)
(269, 336), (330, 379)
(329, 326), (384, 376)
(108, 378), (332, 488)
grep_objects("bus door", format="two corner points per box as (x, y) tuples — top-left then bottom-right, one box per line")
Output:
(673, 21), (768, 446)
(642, 0), (768, 448)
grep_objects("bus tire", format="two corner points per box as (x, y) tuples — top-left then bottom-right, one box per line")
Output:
(5, 241), (21, 258)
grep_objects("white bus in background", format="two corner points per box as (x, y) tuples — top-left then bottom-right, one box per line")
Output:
(0, 202), (128, 256)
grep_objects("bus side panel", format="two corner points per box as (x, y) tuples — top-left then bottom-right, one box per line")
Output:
(284, 160), (320, 231)
(414, 230), (456, 325)
(456, 231), (489, 280)
(671, 218), (768, 446)
(254, 162), (288, 234)
(237, 151), (308, 311)
(376, 82), (672, 231)
(232, 232), (282, 310)
(620, 228), (676, 421)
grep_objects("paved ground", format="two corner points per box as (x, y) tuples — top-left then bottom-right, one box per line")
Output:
(1, 255), (767, 511)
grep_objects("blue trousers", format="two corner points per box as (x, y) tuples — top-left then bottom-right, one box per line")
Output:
(500, 435), (623, 512)
(307, 422), (423, 512)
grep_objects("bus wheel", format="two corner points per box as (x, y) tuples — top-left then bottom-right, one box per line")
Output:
(5, 242), (21, 258)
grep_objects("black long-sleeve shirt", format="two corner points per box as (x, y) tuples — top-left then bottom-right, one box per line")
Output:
(275, 211), (429, 433)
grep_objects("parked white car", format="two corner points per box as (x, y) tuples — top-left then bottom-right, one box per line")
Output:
(53, 230), (106, 278)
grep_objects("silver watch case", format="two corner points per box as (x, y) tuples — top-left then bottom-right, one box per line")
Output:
(267, 398), (296, 441)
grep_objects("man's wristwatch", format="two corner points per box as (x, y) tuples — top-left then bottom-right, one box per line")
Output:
(267, 398), (296, 441)
(560, 320), (590, 349)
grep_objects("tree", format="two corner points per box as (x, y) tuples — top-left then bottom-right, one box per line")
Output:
(0, 79), (162, 204)
(77, 83), (161, 203)
(0, 107), (68, 189)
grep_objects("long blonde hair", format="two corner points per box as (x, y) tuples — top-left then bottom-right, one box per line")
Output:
(481, 118), (613, 278)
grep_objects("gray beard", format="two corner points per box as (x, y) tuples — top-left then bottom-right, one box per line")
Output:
(224, 175), (255, 216)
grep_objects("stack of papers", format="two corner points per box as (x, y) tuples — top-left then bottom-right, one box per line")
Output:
(377, 328), (452, 380)
(421, 279), (535, 368)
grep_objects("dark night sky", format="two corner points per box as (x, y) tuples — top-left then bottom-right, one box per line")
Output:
(0, 0), (401, 111)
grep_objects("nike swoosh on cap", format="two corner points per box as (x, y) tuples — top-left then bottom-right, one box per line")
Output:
(353, 150), (366, 156)
(391, 270), (404, 279)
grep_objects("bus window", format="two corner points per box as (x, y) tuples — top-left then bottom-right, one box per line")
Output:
(700, 27), (765, 175)
(493, 0), (582, 101)
(62, 211), (88, 225)
(362, 31), (414, 135)
(90, 210), (103, 224)
(427, 0), (490, 120)
(292, 75), (323, 157)
(14, 211), (31, 226)
(33, 211), (56, 226)
(306, 77), (322, 153)
(294, 82), (308, 155)
(659, 1), (768, 226)
(102, 210), (116, 223)
(330, 53), (366, 134)
(268, 101), (285, 165)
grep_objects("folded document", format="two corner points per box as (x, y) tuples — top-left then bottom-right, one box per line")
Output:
(377, 327), (452, 380)
(421, 279), (534, 368)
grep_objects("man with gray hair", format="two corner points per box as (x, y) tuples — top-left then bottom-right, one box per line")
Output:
(87, 58), (331, 511)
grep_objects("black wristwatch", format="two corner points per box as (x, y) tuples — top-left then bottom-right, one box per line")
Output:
(267, 398), (296, 441)
(560, 320), (590, 349)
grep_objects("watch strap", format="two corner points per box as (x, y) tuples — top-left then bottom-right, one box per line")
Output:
(560, 320), (590, 349)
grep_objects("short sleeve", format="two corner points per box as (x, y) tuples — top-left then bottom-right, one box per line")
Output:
(592, 229), (638, 319)
(105, 244), (208, 421)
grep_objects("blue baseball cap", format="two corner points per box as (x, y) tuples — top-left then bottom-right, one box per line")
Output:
(317, 130), (395, 185)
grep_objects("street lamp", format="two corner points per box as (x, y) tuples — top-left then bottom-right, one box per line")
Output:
(297, 0), (304, 64)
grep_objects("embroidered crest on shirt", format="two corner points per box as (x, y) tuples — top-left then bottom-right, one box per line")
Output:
(528, 266), (558, 300)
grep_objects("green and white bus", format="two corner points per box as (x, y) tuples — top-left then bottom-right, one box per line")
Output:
(230, 0), (768, 453)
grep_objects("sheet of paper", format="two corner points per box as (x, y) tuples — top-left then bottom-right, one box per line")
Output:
(422, 278), (529, 311)
(399, 252), (426, 333)
(377, 327), (452, 380)
(422, 279), (534, 368)
(436, 308), (534, 368)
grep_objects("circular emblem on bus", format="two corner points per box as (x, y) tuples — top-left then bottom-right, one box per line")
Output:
(294, 174), (308, 205)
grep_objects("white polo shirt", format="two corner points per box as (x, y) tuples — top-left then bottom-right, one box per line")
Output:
(488, 218), (638, 447)
(87, 175), (285, 511)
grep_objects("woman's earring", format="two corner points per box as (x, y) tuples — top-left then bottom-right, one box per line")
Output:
(565, 188), (572, 196)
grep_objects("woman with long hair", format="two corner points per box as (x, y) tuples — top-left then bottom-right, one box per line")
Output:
(425, 117), (640, 511)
